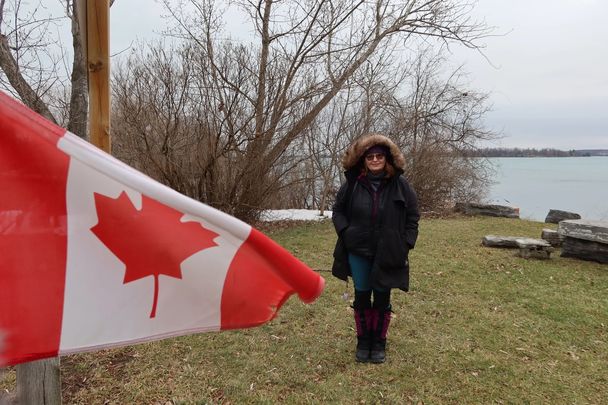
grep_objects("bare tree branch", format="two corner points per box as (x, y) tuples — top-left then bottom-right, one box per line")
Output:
(0, 32), (56, 121)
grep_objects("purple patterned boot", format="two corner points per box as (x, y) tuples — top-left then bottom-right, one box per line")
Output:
(370, 308), (391, 363)
(354, 309), (374, 362)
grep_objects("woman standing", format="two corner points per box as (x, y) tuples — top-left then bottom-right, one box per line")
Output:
(332, 134), (419, 363)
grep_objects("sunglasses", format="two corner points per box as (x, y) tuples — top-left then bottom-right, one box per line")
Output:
(365, 153), (386, 161)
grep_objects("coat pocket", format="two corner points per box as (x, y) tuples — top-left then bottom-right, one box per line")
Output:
(375, 229), (408, 270)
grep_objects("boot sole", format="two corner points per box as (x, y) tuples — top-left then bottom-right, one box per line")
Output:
(370, 351), (385, 363)
(356, 354), (370, 363)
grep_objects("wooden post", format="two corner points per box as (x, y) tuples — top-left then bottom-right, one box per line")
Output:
(13, 3), (111, 405)
(87, 0), (111, 153)
(15, 358), (61, 405)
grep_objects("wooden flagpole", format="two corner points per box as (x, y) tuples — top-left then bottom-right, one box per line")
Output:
(14, 2), (111, 404)
(87, 0), (111, 153)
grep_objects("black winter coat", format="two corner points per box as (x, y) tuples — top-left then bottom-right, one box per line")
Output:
(331, 170), (420, 291)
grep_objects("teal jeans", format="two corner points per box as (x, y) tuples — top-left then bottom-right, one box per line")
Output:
(348, 254), (388, 293)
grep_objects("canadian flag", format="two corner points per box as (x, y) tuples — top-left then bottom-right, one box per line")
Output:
(0, 92), (324, 366)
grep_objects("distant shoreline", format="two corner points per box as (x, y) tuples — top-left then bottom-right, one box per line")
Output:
(469, 148), (608, 158)
(485, 155), (608, 158)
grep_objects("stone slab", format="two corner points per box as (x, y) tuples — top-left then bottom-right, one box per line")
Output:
(514, 238), (553, 249)
(541, 229), (564, 247)
(561, 236), (608, 264)
(558, 220), (608, 244)
(545, 209), (581, 224)
(456, 202), (520, 219)
(515, 238), (554, 259)
(482, 235), (525, 248)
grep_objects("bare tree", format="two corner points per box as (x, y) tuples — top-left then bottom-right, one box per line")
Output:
(0, 0), (89, 137)
(302, 91), (353, 214)
(0, 0), (60, 121)
(65, 0), (87, 136)
(292, 44), (496, 213)
(137, 0), (490, 220)
(384, 48), (495, 210)
(298, 77), (368, 214)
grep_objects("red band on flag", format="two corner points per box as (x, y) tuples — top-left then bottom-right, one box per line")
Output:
(0, 92), (69, 365)
(220, 228), (324, 329)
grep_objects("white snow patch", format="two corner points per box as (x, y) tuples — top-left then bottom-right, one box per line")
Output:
(260, 209), (332, 222)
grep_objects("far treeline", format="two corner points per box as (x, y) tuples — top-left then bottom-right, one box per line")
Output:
(468, 148), (608, 158)
(1, 0), (500, 221)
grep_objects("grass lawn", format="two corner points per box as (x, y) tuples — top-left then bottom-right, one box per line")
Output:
(2, 216), (607, 404)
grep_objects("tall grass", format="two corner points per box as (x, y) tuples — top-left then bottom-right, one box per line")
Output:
(2, 216), (607, 404)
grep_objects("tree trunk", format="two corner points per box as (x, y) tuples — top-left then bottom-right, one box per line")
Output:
(67, 0), (89, 139)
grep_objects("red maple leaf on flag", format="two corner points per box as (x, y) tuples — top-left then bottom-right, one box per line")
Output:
(90, 192), (219, 318)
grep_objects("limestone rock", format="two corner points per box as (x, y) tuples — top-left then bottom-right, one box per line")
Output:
(514, 237), (553, 248)
(482, 235), (525, 248)
(456, 202), (519, 219)
(541, 229), (564, 247)
(561, 237), (608, 264)
(545, 209), (581, 224)
(515, 238), (554, 259)
(558, 220), (608, 264)
(558, 220), (608, 244)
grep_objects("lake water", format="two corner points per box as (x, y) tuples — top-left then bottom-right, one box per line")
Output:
(485, 157), (608, 222)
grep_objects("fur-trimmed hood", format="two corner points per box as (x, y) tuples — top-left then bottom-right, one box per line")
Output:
(341, 134), (406, 173)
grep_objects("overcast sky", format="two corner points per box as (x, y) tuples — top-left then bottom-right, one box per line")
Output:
(451, 0), (608, 150)
(108, 0), (608, 150)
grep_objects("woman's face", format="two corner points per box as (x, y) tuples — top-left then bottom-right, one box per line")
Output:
(364, 152), (386, 174)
